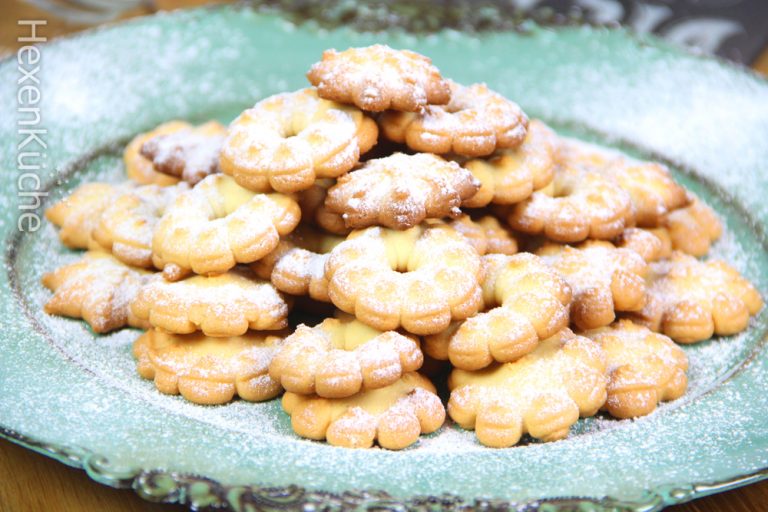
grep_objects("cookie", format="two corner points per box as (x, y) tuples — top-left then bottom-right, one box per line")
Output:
(503, 164), (635, 243)
(583, 320), (688, 419)
(124, 121), (206, 186)
(131, 268), (291, 337)
(219, 88), (378, 193)
(251, 227), (344, 302)
(282, 372), (445, 449)
(46, 182), (129, 250)
(139, 121), (227, 185)
(558, 138), (688, 227)
(42, 251), (152, 333)
(448, 214), (518, 256)
(133, 328), (285, 405)
(324, 153), (479, 230)
(447, 329), (606, 448)
(91, 183), (190, 268)
(151, 174), (301, 280)
(461, 120), (557, 207)
(325, 222), (483, 335)
(659, 196), (723, 257)
(629, 252), (763, 343)
(380, 81), (529, 157)
(297, 179), (351, 236)
(423, 253), (571, 370)
(306, 44), (451, 112)
(537, 241), (647, 330)
(269, 313), (422, 398)
(614, 227), (667, 262)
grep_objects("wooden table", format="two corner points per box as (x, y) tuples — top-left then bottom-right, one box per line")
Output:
(1, 0), (768, 510)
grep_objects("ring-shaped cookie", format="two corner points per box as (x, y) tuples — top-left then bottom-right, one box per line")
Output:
(424, 253), (572, 370)
(269, 313), (423, 398)
(151, 174), (300, 280)
(134, 328), (286, 405)
(220, 88), (378, 193)
(282, 372), (445, 450)
(131, 267), (291, 337)
(461, 120), (557, 207)
(379, 81), (528, 157)
(325, 222), (483, 335)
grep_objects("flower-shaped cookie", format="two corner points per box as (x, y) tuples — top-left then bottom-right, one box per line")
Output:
(133, 328), (285, 405)
(448, 215), (518, 256)
(42, 251), (152, 333)
(461, 120), (557, 207)
(558, 138), (688, 227)
(503, 165), (635, 243)
(448, 329), (607, 448)
(536, 241), (648, 330)
(131, 268), (291, 337)
(380, 81), (529, 157)
(91, 183), (189, 268)
(252, 227), (344, 302)
(298, 179), (351, 236)
(151, 174), (301, 280)
(220, 88), (378, 193)
(269, 314), (422, 398)
(282, 372), (445, 449)
(583, 320), (688, 419)
(614, 227), (667, 262)
(139, 121), (227, 185)
(629, 252), (763, 343)
(306, 44), (451, 112)
(325, 222), (483, 335)
(124, 121), (211, 186)
(423, 253), (572, 370)
(46, 182), (129, 249)
(324, 153), (479, 230)
(658, 196), (723, 257)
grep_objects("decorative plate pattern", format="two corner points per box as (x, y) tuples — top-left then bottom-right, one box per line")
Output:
(1, 5), (768, 510)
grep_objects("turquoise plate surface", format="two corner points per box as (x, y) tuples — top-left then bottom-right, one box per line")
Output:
(1, 5), (767, 510)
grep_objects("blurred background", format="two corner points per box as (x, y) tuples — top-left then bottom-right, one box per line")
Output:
(1, 0), (767, 74)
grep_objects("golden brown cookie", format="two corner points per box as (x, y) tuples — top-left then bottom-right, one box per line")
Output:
(324, 153), (479, 230)
(423, 253), (571, 370)
(219, 88), (378, 193)
(502, 164), (635, 243)
(42, 251), (152, 333)
(628, 252), (763, 343)
(306, 44), (451, 112)
(124, 121), (206, 186)
(583, 320), (688, 419)
(325, 222), (483, 335)
(139, 121), (227, 185)
(133, 328), (285, 405)
(297, 179), (351, 236)
(131, 268), (291, 337)
(282, 372), (445, 449)
(380, 81), (529, 157)
(536, 241), (648, 330)
(46, 182), (129, 250)
(151, 174), (301, 280)
(659, 196), (723, 257)
(614, 227), (667, 262)
(558, 138), (688, 227)
(251, 227), (344, 302)
(447, 215), (518, 256)
(269, 314), (422, 398)
(461, 120), (557, 207)
(91, 183), (190, 268)
(447, 329), (606, 448)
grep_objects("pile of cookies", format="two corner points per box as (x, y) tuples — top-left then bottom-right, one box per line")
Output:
(42, 45), (763, 450)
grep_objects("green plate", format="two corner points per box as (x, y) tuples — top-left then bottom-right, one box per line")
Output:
(1, 5), (768, 510)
